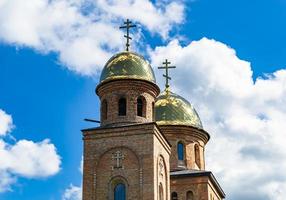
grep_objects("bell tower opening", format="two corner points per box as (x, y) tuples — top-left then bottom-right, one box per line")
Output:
(137, 96), (147, 117)
(118, 98), (127, 116)
(137, 97), (143, 116)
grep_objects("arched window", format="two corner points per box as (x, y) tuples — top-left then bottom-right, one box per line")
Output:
(118, 98), (126, 116)
(114, 183), (126, 200)
(101, 99), (107, 120)
(137, 97), (143, 116)
(171, 192), (178, 200)
(177, 142), (184, 161)
(187, 191), (194, 200)
(195, 144), (200, 168)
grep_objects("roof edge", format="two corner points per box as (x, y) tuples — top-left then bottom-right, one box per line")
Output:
(95, 78), (160, 95)
(157, 124), (210, 142)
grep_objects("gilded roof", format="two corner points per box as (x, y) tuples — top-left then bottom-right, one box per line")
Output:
(155, 89), (203, 129)
(99, 51), (156, 84)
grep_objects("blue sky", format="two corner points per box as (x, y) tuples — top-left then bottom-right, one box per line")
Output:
(0, 0), (286, 200)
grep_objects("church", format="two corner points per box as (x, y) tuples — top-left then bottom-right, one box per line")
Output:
(81, 20), (225, 200)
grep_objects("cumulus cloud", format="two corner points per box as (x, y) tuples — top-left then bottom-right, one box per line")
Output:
(150, 38), (286, 200)
(0, 109), (61, 192)
(0, 109), (13, 136)
(0, 139), (61, 178)
(0, 0), (185, 75)
(0, 171), (16, 193)
(63, 184), (82, 200)
(95, 0), (184, 39)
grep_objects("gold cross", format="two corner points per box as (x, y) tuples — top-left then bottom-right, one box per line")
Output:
(158, 59), (176, 89)
(119, 19), (137, 51)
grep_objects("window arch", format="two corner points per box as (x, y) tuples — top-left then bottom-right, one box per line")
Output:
(114, 183), (126, 200)
(195, 144), (200, 168)
(101, 99), (107, 120)
(187, 191), (194, 200)
(171, 192), (178, 200)
(177, 142), (184, 161)
(137, 97), (143, 117)
(118, 98), (126, 116)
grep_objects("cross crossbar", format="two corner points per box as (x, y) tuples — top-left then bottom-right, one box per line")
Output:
(119, 19), (137, 51)
(158, 59), (176, 89)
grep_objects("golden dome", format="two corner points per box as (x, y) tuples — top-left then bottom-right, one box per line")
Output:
(99, 51), (156, 84)
(155, 89), (203, 129)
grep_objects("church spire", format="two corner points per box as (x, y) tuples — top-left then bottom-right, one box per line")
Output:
(119, 19), (137, 51)
(158, 59), (176, 93)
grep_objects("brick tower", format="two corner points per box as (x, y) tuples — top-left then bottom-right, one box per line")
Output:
(82, 51), (171, 200)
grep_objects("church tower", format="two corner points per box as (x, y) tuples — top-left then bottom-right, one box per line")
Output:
(82, 19), (225, 200)
(82, 20), (171, 200)
(155, 60), (225, 200)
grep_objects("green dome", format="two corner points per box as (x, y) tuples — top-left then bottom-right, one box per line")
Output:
(155, 90), (203, 129)
(99, 51), (156, 84)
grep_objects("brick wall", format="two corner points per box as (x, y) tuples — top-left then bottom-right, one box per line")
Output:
(82, 123), (171, 200)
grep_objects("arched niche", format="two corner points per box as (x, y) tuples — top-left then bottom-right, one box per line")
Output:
(95, 147), (140, 199)
(157, 155), (168, 200)
(187, 191), (194, 200)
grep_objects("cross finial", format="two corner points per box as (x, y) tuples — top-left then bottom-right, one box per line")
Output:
(119, 19), (137, 51)
(158, 59), (176, 90)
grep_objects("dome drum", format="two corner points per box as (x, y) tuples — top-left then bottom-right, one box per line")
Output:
(158, 125), (209, 171)
(97, 79), (159, 127)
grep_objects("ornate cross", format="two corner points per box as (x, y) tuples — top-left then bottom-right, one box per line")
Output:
(119, 19), (137, 51)
(158, 59), (176, 89)
(112, 150), (125, 169)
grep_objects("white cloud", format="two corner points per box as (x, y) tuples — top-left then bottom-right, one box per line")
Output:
(0, 0), (185, 75)
(0, 171), (16, 193)
(0, 139), (61, 178)
(63, 158), (83, 200)
(63, 184), (82, 200)
(94, 0), (184, 39)
(0, 109), (61, 192)
(150, 38), (286, 200)
(0, 109), (13, 136)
